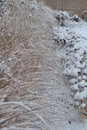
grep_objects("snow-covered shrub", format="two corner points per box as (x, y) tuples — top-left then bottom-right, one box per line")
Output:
(70, 15), (81, 22)
(55, 11), (70, 26)
(53, 11), (87, 116)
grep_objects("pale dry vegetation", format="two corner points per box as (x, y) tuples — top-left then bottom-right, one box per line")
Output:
(0, 1), (51, 129)
(0, 0), (84, 130)
(0, 1), (61, 129)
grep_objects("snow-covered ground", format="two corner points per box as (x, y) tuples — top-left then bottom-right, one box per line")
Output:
(53, 11), (87, 116)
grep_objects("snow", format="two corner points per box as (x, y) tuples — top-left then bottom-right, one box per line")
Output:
(78, 80), (87, 87)
(69, 78), (77, 85)
(70, 84), (78, 91)
(74, 88), (87, 100)
(53, 11), (87, 115)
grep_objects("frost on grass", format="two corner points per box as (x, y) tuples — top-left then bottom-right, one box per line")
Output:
(0, 0), (63, 129)
(53, 11), (87, 116)
(0, 0), (52, 129)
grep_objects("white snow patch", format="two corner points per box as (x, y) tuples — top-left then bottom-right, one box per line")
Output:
(53, 11), (87, 114)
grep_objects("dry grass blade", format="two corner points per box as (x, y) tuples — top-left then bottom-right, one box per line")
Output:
(0, 113), (20, 127)
(0, 101), (50, 129)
